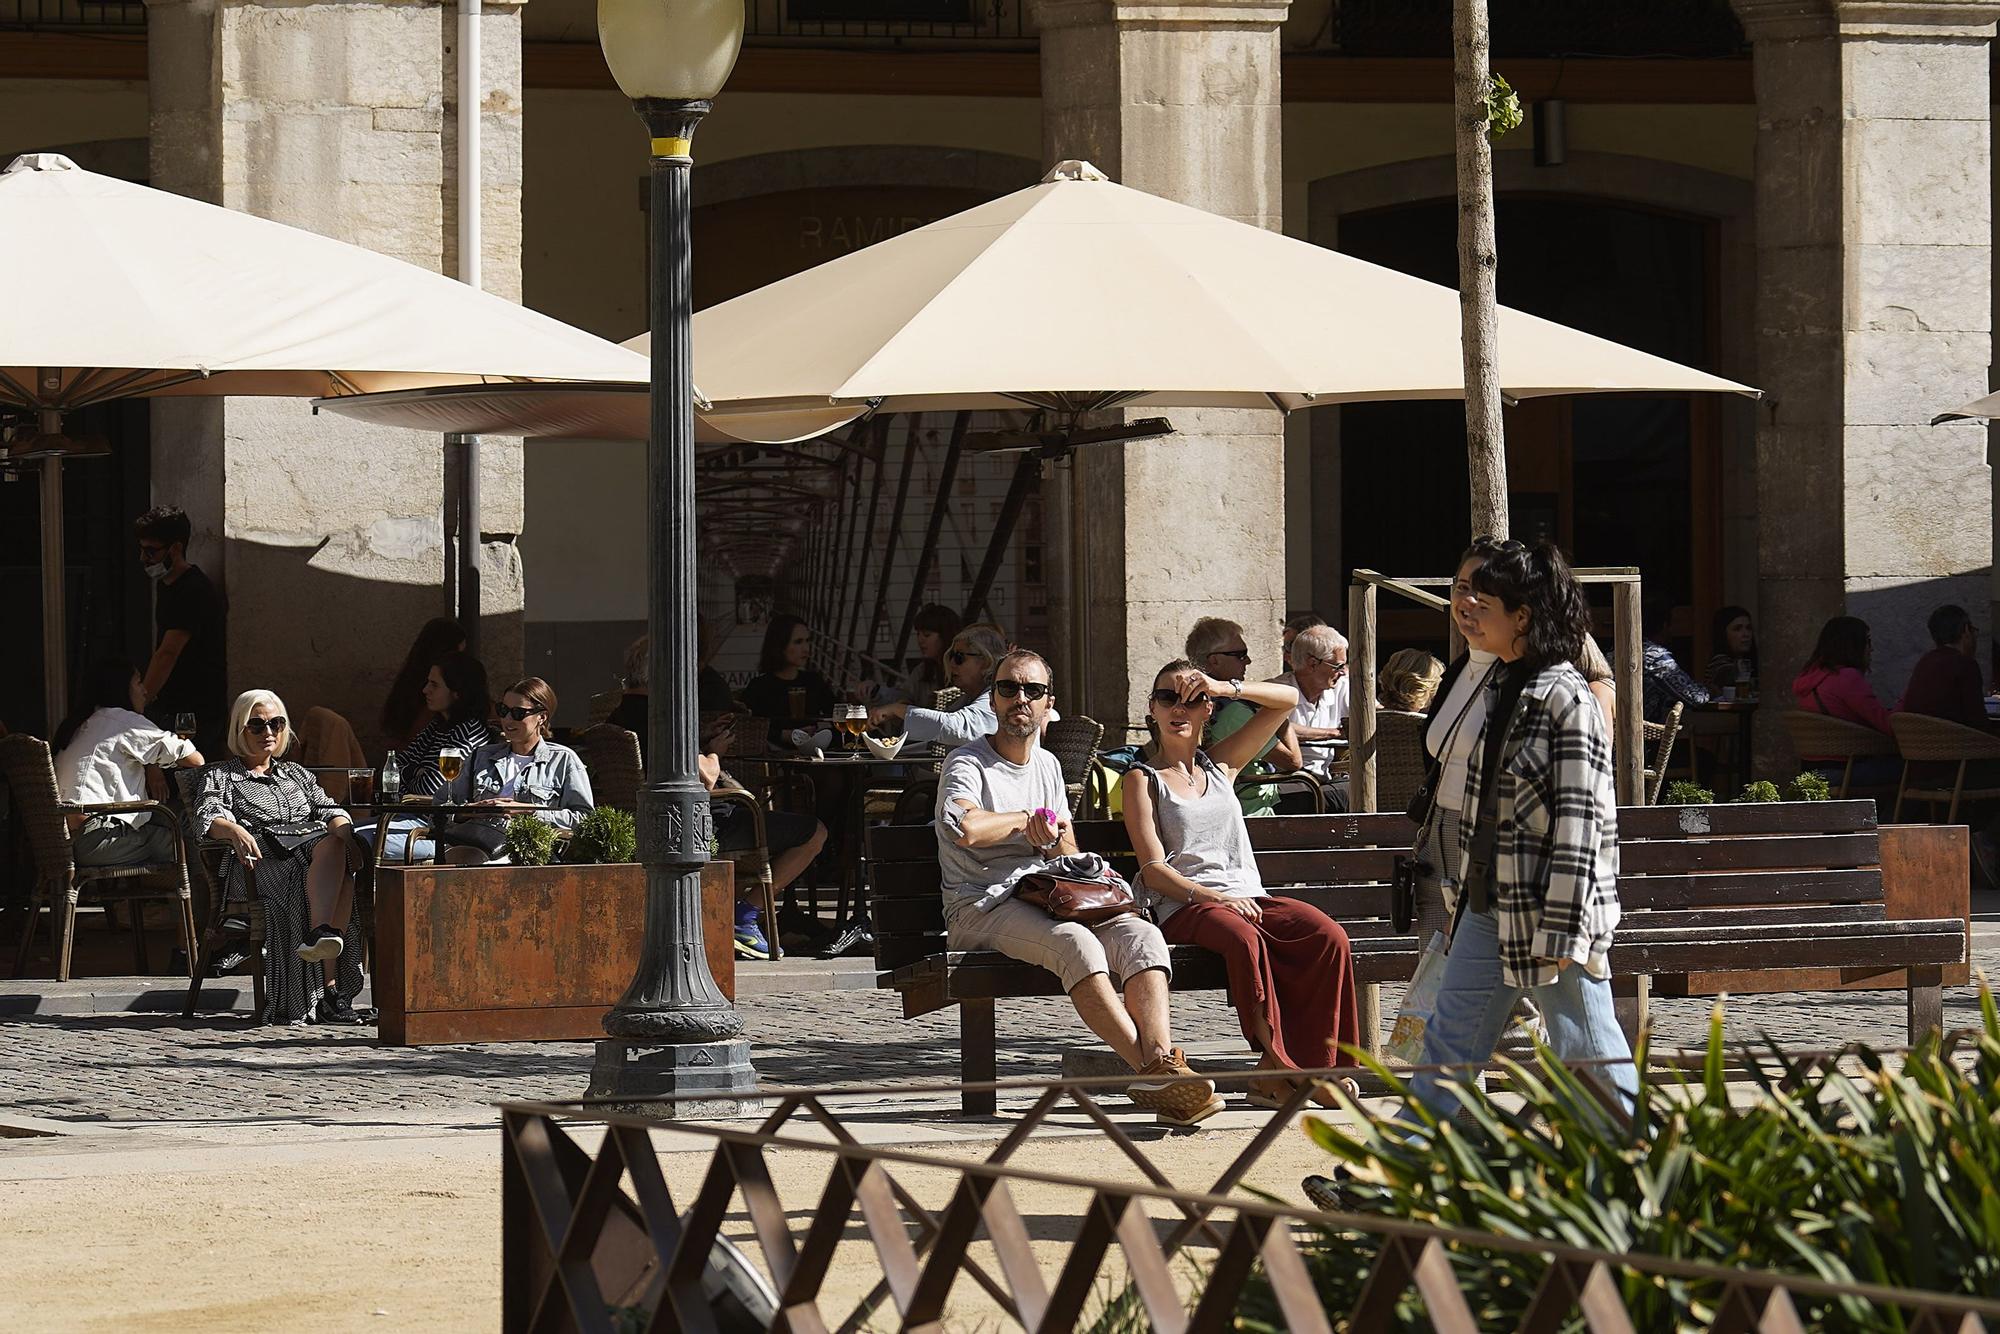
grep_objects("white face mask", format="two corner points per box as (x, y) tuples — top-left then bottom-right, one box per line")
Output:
(142, 561), (169, 581)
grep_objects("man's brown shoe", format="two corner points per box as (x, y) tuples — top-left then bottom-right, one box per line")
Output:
(1127, 1047), (1225, 1127)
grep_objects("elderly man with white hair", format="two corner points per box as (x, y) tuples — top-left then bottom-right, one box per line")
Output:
(1276, 623), (1351, 809)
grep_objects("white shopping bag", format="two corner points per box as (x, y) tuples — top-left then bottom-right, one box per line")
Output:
(1384, 931), (1450, 1066)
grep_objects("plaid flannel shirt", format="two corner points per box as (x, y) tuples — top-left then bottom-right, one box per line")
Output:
(1453, 662), (1621, 988)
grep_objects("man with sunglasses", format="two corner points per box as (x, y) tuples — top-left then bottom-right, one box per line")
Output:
(1185, 617), (1303, 817)
(935, 650), (1223, 1126)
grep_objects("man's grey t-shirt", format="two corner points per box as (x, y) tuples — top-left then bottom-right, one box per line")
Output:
(933, 736), (1072, 914)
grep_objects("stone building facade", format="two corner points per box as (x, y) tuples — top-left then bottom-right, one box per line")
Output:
(0, 0), (1994, 754)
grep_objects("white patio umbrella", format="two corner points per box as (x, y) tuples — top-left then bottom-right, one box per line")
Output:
(1931, 392), (2000, 425)
(0, 152), (651, 724)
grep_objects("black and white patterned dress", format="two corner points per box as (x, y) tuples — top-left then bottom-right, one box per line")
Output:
(399, 716), (498, 797)
(195, 759), (364, 1025)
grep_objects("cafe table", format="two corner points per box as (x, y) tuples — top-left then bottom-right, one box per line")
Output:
(1680, 698), (1758, 794)
(360, 798), (552, 866)
(736, 746), (933, 957)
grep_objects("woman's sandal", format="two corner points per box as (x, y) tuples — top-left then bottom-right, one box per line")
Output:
(1245, 1076), (1362, 1109)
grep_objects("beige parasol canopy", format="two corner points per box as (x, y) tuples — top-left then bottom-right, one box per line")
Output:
(0, 151), (651, 728)
(685, 160), (1759, 416)
(1931, 392), (2000, 426)
(0, 152), (649, 428)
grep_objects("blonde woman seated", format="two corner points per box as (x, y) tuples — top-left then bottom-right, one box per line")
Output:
(1122, 662), (1361, 1107)
(868, 623), (1021, 746)
(439, 676), (595, 863)
(194, 689), (367, 1026)
(1378, 648), (1444, 714)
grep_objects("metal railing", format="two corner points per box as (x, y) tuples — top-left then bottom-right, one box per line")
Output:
(501, 1064), (2000, 1333)
(743, 0), (1031, 47)
(1330, 0), (1747, 60)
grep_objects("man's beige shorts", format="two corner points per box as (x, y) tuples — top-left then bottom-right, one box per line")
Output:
(945, 894), (1172, 993)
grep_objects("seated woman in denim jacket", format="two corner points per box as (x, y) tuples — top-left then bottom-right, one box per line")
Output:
(439, 676), (594, 864)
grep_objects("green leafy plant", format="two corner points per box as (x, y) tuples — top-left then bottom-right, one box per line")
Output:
(1662, 780), (1715, 806)
(1739, 779), (1782, 803)
(565, 807), (636, 865)
(1231, 985), (2000, 1332)
(1786, 771), (1833, 803)
(502, 813), (559, 867)
(1485, 74), (1524, 142)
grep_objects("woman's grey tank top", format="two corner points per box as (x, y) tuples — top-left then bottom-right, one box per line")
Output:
(1134, 751), (1267, 923)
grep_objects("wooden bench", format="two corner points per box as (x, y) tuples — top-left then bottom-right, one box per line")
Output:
(865, 800), (1969, 1114)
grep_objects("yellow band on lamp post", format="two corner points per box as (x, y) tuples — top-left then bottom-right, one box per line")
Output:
(651, 136), (693, 158)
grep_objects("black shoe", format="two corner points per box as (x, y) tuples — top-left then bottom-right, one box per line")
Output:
(297, 924), (344, 964)
(316, 991), (377, 1026)
(1302, 1173), (1346, 1212)
(211, 936), (254, 976)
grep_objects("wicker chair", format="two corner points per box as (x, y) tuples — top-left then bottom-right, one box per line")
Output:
(1372, 710), (1429, 814)
(1043, 715), (1105, 817)
(1781, 709), (1900, 800)
(930, 686), (963, 714)
(1642, 702), (1685, 804)
(3, 734), (197, 981)
(574, 722), (780, 958)
(1889, 712), (2000, 824)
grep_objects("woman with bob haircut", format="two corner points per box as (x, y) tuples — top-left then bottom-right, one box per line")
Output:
(869, 622), (1017, 746)
(194, 688), (368, 1025)
(1406, 538), (1635, 1118)
(440, 676), (595, 863)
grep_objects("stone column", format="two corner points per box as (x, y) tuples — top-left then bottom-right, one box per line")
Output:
(1033, 0), (1290, 726)
(145, 0), (527, 750)
(1733, 0), (1996, 719)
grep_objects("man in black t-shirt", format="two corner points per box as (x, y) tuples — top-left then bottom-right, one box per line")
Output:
(135, 506), (228, 757)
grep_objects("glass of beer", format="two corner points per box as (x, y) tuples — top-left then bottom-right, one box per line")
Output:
(787, 687), (808, 722)
(438, 746), (466, 786)
(348, 768), (375, 804)
(173, 713), (197, 741)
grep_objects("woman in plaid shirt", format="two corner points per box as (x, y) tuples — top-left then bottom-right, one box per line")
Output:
(1411, 538), (1637, 1117)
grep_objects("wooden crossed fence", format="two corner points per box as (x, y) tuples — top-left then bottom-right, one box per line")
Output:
(500, 1069), (2000, 1334)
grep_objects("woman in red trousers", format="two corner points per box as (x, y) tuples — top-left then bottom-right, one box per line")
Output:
(1122, 660), (1360, 1107)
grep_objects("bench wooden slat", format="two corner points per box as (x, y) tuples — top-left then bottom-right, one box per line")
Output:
(1609, 918), (1966, 974)
(1614, 868), (1883, 911)
(1617, 800), (1878, 839)
(1617, 833), (1878, 874)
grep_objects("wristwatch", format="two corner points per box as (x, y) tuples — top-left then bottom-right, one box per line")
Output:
(1228, 678), (1243, 698)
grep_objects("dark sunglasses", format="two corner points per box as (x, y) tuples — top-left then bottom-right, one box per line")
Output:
(1150, 689), (1211, 709)
(497, 704), (545, 721)
(242, 716), (287, 735)
(948, 648), (988, 666)
(993, 680), (1051, 701)
(1213, 647), (1251, 662)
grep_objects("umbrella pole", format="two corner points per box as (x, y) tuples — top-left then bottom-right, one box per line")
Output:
(40, 455), (66, 730)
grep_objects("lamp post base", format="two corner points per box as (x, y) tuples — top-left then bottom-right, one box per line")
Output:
(586, 1038), (761, 1119)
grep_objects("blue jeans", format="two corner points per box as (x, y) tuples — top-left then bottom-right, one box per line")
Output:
(1411, 907), (1638, 1117)
(354, 819), (435, 864)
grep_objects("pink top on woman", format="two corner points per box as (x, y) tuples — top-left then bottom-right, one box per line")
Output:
(1793, 664), (1892, 734)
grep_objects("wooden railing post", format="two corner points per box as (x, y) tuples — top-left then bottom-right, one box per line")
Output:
(1612, 578), (1645, 805)
(1349, 580), (1379, 813)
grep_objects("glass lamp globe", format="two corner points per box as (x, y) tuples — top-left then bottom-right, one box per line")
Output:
(598, 0), (744, 101)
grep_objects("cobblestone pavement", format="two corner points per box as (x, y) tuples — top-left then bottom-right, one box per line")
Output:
(4, 925), (1993, 1125)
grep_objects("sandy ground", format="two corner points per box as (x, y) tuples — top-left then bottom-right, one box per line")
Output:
(0, 1106), (1344, 1332)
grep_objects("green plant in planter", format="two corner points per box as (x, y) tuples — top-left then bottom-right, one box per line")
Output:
(1739, 779), (1782, 803)
(502, 813), (559, 867)
(565, 807), (636, 865)
(1786, 770), (1833, 803)
(1230, 985), (2000, 1333)
(1662, 780), (1715, 806)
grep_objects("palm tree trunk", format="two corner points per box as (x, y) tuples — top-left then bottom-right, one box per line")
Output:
(1455, 0), (1507, 540)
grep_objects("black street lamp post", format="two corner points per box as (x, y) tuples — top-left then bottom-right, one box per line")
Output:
(586, 0), (756, 1115)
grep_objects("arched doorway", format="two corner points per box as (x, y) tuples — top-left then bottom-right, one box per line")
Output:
(1304, 153), (1755, 667)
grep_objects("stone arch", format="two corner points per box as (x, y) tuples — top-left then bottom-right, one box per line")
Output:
(1300, 150), (1757, 615)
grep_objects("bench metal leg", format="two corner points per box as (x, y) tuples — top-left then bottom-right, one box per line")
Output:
(1356, 982), (1382, 1058)
(960, 999), (997, 1117)
(1907, 966), (1945, 1043)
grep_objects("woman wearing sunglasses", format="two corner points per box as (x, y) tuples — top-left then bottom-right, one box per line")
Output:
(194, 689), (368, 1025)
(440, 677), (595, 864)
(1122, 662), (1360, 1107)
(869, 623), (1030, 746)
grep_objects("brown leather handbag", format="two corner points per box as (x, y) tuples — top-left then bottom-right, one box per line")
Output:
(1015, 867), (1140, 925)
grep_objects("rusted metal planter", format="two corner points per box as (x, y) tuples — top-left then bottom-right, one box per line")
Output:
(373, 861), (734, 1045)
